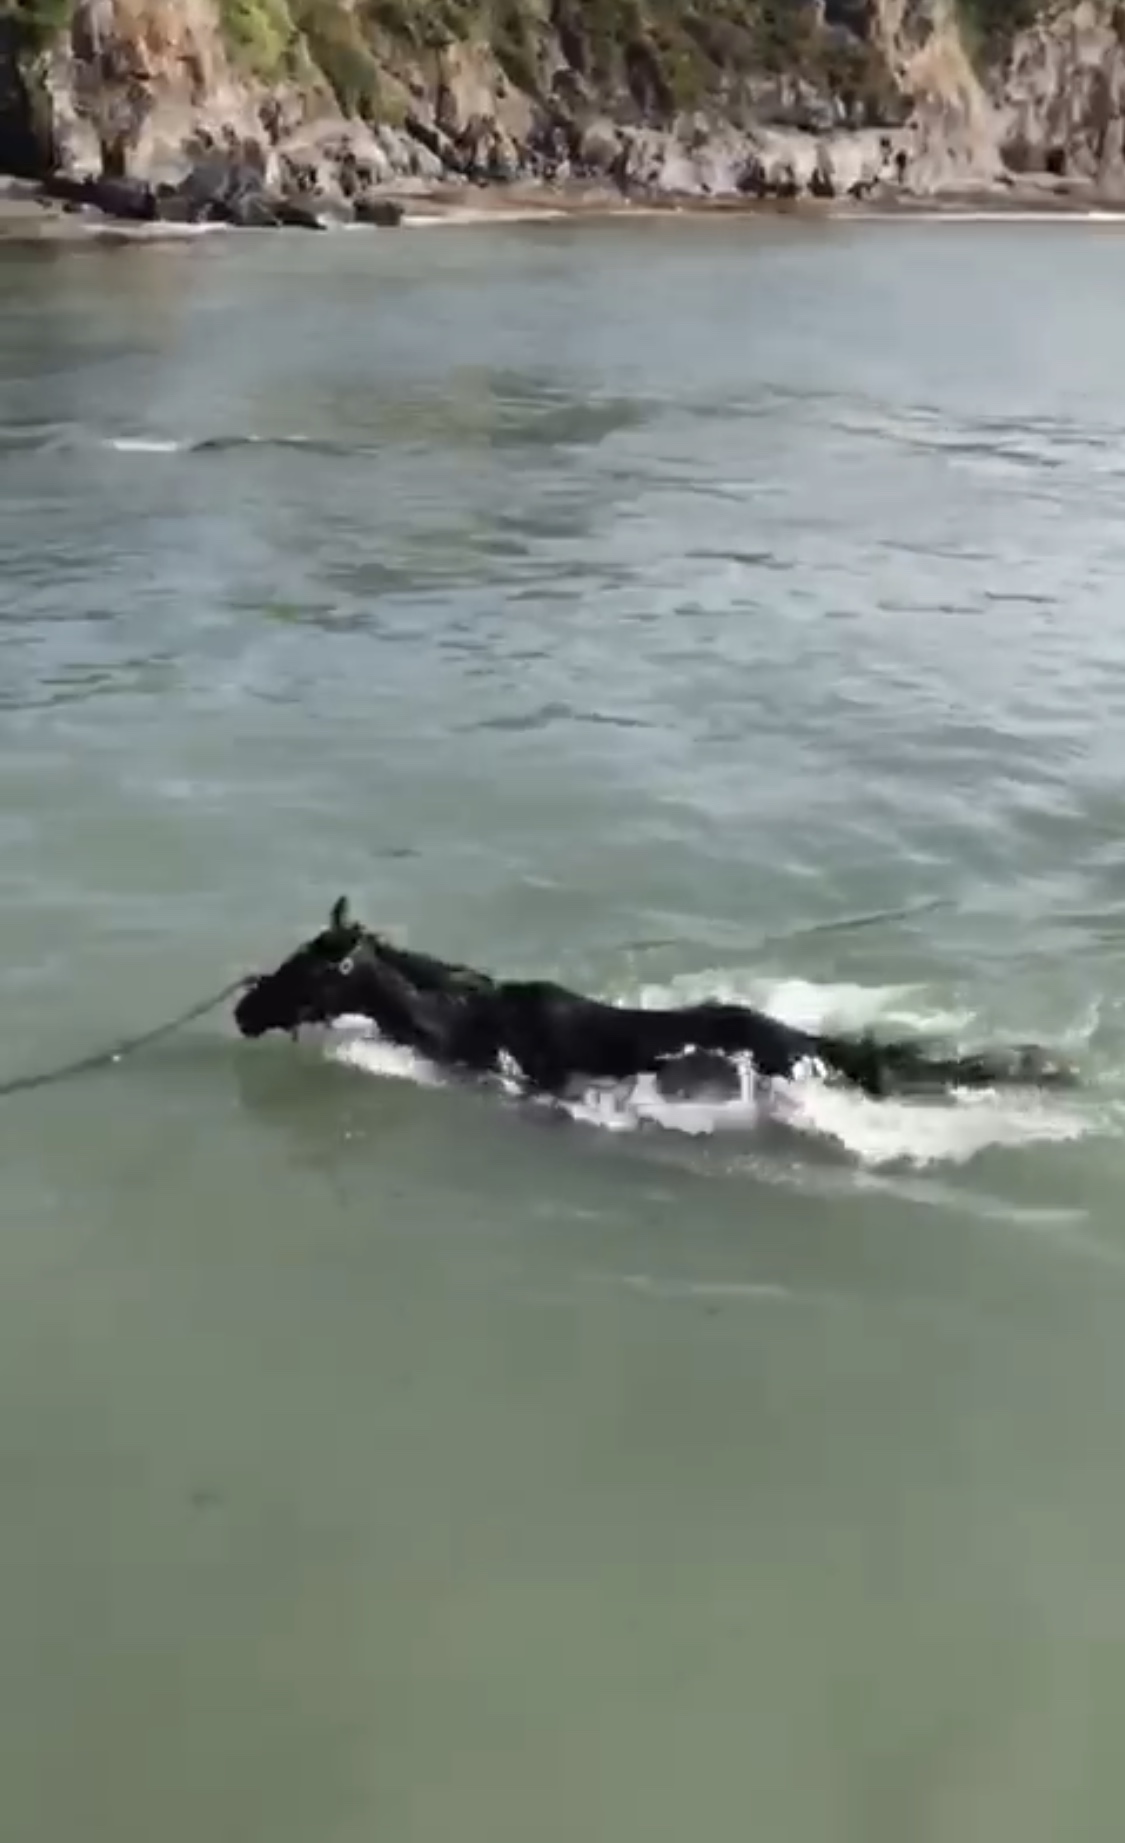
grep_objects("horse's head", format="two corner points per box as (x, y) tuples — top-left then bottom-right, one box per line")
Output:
(234, 896), (375, 1039)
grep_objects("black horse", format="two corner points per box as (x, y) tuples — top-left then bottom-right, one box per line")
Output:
(233, 897), (1077, 1102)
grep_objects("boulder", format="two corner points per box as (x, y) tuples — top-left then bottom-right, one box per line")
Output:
(152, 186), (203, 223)
(352, 195), (405, 226)
(221, 190), (283, 228)
(43, 171), (156, 218)
(272, 195), (329, 229)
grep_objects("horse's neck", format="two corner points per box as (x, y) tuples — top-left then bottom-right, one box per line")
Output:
(365, 934), (439, 987)
(364, 932), (492, 995)
(347, 946), (434, 1034)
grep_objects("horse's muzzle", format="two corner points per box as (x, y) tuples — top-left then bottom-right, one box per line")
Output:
(233, 977), (269, 1038)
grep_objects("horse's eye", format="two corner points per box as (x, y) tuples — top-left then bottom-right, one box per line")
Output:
(339, 955), (355, 976)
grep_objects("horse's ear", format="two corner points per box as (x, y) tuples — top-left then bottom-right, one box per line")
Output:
(330, 895), (351, 933)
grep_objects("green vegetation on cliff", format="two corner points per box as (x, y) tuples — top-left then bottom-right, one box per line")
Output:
(219, 0), (298, 73)
(957, 0), (1041, 66)
(542, 0), (904, 119)
(208, 0), (903, 122)
(218, 0), (416, 116)
(215, 0), (905, 126)
(0, 0), (1074, 138)
(0, 0), (71, 53)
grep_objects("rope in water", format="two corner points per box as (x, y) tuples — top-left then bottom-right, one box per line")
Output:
(625, 896), (954, 958)
(0, 975), (251, 1100)
(757, 895), (954, 948)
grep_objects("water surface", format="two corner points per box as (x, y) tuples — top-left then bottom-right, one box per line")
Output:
(2, 216), (1125, 1841)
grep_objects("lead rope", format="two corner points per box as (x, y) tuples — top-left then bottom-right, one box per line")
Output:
(0, 975), (255, 1100)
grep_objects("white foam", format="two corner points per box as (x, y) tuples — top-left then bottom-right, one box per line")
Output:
(773, 1078), (1089, 1169)
(608, 1273), (798, 1304)
(402, 207), (569, 228)
(316, 976), (1101, 1171)
(325, 1015), (444, 1088)
(849, 208), (1125, 224)
(105, 433), (311, 455)
(105, 436), (187, 454)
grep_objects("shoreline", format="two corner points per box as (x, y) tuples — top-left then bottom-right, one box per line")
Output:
(3, 172), (1125, 245)
(391, 167), (1125, 221)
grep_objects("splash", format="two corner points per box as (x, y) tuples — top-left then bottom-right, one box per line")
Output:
(317, 976), (1100, 1171)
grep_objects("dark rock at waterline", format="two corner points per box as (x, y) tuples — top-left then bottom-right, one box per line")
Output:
(163, 187), (277, 227)
(38, 163), (404, 232)
(151, 188), (203, 224)
(226, 192), (285, 229)
(271, 196), (330, 230)
(353, 195), (404, 227)
(179, 148), (259, 210)
(809, 160), (836, 199)
(42, 173), (157, 220)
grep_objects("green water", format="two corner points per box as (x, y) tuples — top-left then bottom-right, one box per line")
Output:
(2, 217), (1125, 1841)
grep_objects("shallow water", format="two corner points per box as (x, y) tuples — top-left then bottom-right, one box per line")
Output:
(3, 216), (1125, 1840)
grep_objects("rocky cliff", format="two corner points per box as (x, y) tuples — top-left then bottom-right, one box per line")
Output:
(1, 0), (1123, 223)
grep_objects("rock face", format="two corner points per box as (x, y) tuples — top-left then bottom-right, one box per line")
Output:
(878, 0), (1006, 191)
(992, 1), (1125, 190)
(1, 0), (1124, 219)
(0, 0), (422, 224)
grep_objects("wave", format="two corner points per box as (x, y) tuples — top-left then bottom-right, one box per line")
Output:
(402, 206), (570, 228)
(313, 972), (1104, 1172)
(0, 425), (345, 458)
(849, 208), (1125, 224)
(103, 433), (336, 457)
(106, 436), (190, 455)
